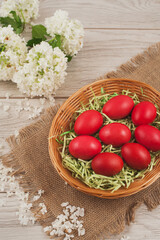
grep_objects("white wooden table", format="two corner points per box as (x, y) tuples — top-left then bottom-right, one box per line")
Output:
(1, 0), (160, 239)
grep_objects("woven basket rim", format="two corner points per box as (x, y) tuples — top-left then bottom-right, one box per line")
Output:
(49, 78), (160, 199)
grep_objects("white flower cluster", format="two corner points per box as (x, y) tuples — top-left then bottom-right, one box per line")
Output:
(0, 26), (27, 81)
(13, 42), (67, 97)
(0, 0), (39, 23)
(120, 236), (130, 240)
(0, 3), (84, 97)
(45, 10), (84, 56)
(44, 202), (85, 240)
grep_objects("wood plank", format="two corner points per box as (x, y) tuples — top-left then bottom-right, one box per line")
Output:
(0, 226), (46, 240)
(1, 29), (160, 98)
(37, 0), (160, 29)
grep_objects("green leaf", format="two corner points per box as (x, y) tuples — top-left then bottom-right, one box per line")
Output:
(0, 16), (17, 29)
(15, 27), (24, 34)
(27, 38), (43, 47)
(0, 11), (24, 34)
(66, 55), (72, 62)
(48, 34), (62, 49)
(26, 24), (49, 48)
(32, 25), (49, 40)
(10, 11), (22, 24)
(0, 43), (6, 53)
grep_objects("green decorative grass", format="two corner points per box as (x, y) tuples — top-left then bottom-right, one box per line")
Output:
(56, 88), (160, 192)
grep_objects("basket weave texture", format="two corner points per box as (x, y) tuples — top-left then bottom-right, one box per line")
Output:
(49, 78), (160, 199)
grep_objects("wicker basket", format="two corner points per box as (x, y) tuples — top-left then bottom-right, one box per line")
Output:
(49, 78), (160, 199)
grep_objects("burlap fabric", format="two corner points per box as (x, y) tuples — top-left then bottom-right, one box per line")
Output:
(2, 43), (160, 240)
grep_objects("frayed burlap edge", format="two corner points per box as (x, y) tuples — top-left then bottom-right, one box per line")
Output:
(1, 42), (160, 239)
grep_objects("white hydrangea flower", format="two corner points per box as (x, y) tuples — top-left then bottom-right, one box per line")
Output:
(13, 41), (67, 98)
(0, 0), (39, 23)
(0, 26), (27, 81)
(45, 10), (84, 56)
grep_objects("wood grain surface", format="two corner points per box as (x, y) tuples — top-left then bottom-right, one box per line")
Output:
(0, 0), (160, 239)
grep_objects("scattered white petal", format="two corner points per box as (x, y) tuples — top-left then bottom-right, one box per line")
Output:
(61, 202), (69, 207)
(33, 195), (40, 201)
(5, 92), (10, 99)
(3, 105), (10, 111)
(29, 216), (36, 224)
(48, 95), (55, 104)
(28, 106), (43, 120)
(14, 130), (19, 137)
(38, 189), (44, 195)
(0, 199), (6, 207)
(33, 189), (44, 201)
(44, 226), (52, 232)
(39, 202), (47, 215)
(39, 98), (46, 105)
(120, 236), (130, 240)
(15, 106), (22, 113)
(78, 227), (85, 236)
(43, 202), (85, 239)
(64, 234), (74, 240)
(26, 101), (30, 107)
